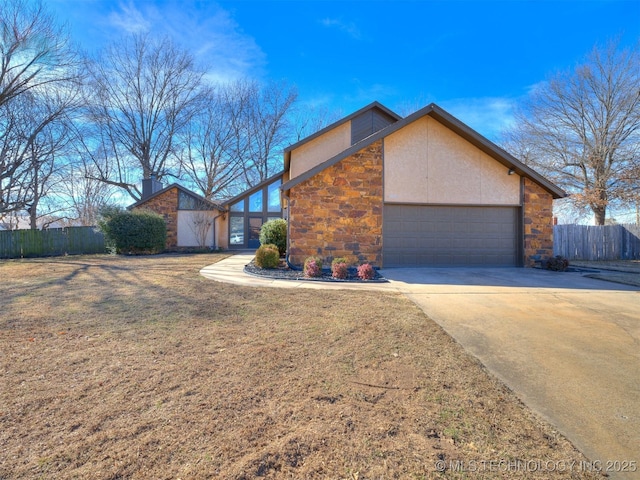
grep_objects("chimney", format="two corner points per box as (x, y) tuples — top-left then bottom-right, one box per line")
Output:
(141, 174), (164, 200)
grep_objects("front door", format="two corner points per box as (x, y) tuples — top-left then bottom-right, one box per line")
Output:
(248, 216), (263, 249)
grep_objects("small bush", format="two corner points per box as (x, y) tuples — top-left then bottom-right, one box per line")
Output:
(304, 256), (323, 278)
(357, 263), (376, 280)
(546, 255), (569, 272)
(98, 208), (166, 254)
(331, 257), (349, 279)
(259, 219), (287, 256)
(255, 244), (280, 269)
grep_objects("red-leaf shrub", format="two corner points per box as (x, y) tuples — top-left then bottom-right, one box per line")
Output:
(357, 263), (376, 280)
(331, 257), (349, 279)
(304, 256), (323, 278)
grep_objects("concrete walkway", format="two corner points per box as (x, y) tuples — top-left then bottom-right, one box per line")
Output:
(200, 254), (396, 291)
(201, 255), (640, 478)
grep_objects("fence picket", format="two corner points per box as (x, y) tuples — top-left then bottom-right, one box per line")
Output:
(553, 224), (640, 260)
(0, 226), (106, 259)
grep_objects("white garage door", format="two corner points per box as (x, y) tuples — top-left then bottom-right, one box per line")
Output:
(383, 205), (519, 267)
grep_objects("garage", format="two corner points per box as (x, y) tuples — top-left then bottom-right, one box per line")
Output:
(383, 204), (520, 267)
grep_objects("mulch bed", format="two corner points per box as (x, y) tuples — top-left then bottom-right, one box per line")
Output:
(244, 259), (388, 282)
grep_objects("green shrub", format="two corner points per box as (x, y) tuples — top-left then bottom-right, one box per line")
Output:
(255, 244), (280, 269)
(331, 257), (349, 279)
(304, 256), (323, 278)
(259, 219), (287, 256)
(98, 209), (166, 254)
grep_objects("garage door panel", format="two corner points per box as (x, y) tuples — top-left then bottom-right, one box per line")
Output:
(383, 205), (519, 267)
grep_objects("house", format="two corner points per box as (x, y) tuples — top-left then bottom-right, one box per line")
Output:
(279, 102), (565, 267)
(133, 101), (564, 267)
(129, 177), (225, 249)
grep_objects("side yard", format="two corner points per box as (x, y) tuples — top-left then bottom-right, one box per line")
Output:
(571, 259), (640, 287)
(0, 254), (604, 479)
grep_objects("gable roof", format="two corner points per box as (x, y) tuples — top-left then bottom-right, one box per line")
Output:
(128, 183), (225, 211)
(282, 103), (566, 199)
(283, 101), (401, 172)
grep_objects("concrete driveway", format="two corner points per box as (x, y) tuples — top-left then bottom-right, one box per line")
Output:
(382, 267), (640, 479)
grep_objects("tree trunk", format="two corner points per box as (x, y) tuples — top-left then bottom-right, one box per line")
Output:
(29, 205), (38, 230)
(593, 205), (606, 226)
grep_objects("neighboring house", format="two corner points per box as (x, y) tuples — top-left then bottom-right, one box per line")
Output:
(0, 216), (71, 230)
(280, 102), (565, 267)
(129, 177), (225, 250)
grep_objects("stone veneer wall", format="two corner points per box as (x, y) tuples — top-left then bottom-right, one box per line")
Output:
(523, 178), (554, 266)
(288, 140), (383, 267)
(132, 187), (178, 249)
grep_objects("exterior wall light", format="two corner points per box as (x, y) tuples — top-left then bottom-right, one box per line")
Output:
(508, 169), (515, 175)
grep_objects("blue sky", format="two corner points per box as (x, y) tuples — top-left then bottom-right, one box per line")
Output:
(48, 0), (639, 141)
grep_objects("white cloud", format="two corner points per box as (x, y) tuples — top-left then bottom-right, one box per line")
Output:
(440, 97), (517, 141)
(107, 1), (152, 34)
(105, 1), (265, 83)
(320, 17), (363, 40)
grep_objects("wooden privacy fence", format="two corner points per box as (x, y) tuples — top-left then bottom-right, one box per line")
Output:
(553, 224), (640, 260)
(0, 226), (106, 259)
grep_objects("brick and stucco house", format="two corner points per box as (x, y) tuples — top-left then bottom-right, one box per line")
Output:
(133, 101), (564, 267)
(279, 102), (565, 268)
(130, 178), (225, 250)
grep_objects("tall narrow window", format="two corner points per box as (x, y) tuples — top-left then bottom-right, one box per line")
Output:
(267, 180), (281, 212)
(230, 217), (244, 245)
(249, 190), (263, 212)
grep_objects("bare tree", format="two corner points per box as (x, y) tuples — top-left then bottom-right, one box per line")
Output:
(178, 82), (250, 199)
(179, 79), (297, 196)
(84, 34), (205, 200)
(242, 80), (297, 185)
(186, 204), (214, 248)
(55, 158), (118, 226)
(0, 0), (83, 225)
(290, 104), (342, 142)
(504, 40), (640, 225)
(0, 85), (80, 227)
(0, 0), (81, 108)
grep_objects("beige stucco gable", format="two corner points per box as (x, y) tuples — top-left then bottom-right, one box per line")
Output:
(384, 116), (520, 205)
(289, 122), (351, 180)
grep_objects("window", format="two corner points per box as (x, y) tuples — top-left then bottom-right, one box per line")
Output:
(230, 217), (244, 245)
(249, 190), (263, 212)
(267, 180), (281, 212)
(178, 191), (199, 210)
(230, 200), (244, 212)
(227, 175), (285, 248)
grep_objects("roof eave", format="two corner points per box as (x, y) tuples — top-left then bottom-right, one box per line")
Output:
(128, 183), (226, 211)
(220, 170), (286, 207)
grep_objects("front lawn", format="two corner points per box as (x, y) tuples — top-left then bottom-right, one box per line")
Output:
(0, 254), (602, 479)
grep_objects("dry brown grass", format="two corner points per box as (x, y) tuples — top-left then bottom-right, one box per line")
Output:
(0, 254), (603, 479)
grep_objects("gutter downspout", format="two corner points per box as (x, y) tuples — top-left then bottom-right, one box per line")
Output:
(282, 190), (301, 270)
(211, 210), (226, 250)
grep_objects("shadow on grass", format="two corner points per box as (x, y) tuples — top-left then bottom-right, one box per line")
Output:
(0, 253), (245, 331)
